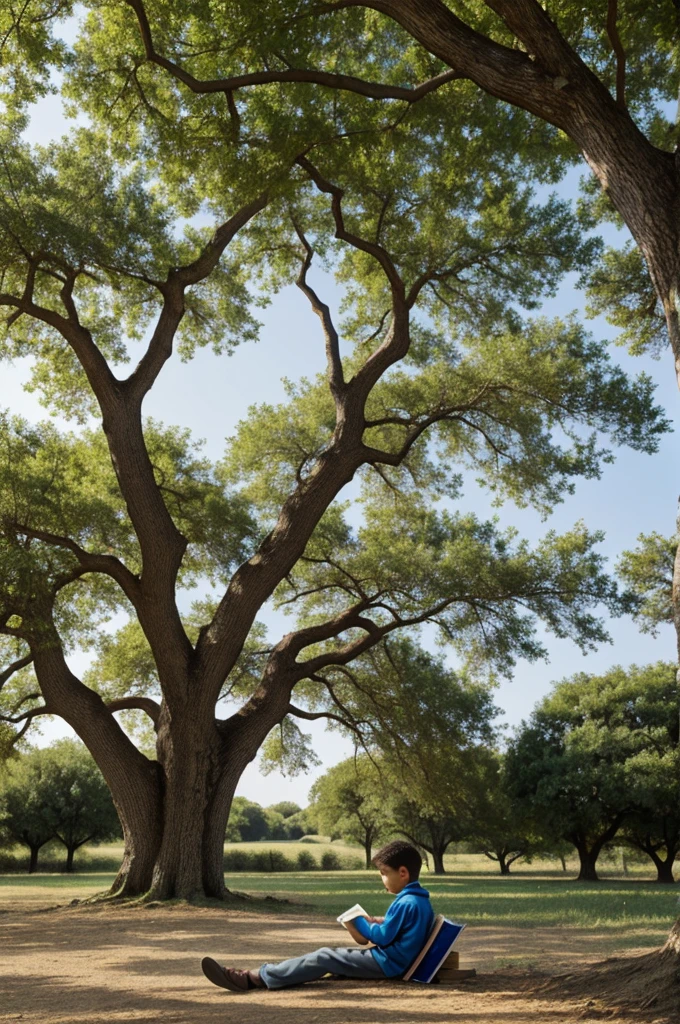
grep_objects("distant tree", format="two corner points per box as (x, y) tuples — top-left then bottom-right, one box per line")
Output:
(0, 747), (59, 871)
(0, 741), (120, 872)
(263, 809), (287, 840)
(309, 756), (391, 868)
(46, 740), (121, 872)
(468, 752), (530, 875)
(262, 802), (306, 840)
(535, 838), (574, 874)
(389, 793), (463, 877)
(341, 642), (498, 875)
(623, 817), (680, 885)
(283, 807), (317, 840)
(617, 539), (679, 883)
(508, 663), (677, 881)
(225, 797), (272, 843)
(268, 801), (301, 820)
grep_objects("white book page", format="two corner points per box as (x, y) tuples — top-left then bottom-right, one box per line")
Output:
(336, 903), (368, 927)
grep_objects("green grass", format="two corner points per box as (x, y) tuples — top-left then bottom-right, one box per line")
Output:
(0, 838), (662, 877)
(1, 860), (677, 952)
(1, 840), (676, 954)
(228, 872), (677, 929)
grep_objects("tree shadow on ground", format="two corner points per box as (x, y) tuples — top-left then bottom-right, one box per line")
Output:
(0, 905), (672, 1024)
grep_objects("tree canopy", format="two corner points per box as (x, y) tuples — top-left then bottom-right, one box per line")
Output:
(309, 754), (392, 867)
(0, 740), (119, 872)
(507, 662), (679, 882)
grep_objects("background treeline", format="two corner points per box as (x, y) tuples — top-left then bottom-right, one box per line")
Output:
(225, 798), (315, 843)
(309, 660), (678, 884)
(2, 658), (676, 881)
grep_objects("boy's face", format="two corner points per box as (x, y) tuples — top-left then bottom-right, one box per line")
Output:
(377, 862), (411, 894)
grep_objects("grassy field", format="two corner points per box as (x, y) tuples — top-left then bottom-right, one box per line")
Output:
(1, 852), (678, 952)
(1, 838), (665, 877)
(2, 839), (677, 951)
(0, 838), (365, 874)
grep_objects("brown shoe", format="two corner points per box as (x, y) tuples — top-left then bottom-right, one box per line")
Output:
(201, 958), (258, 992)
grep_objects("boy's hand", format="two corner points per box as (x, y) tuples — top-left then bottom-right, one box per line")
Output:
(367, 916), (385, 924)
(344, 918), (370, 946)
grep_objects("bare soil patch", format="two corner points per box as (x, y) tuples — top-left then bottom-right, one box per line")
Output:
(0, 897), (674, 1024)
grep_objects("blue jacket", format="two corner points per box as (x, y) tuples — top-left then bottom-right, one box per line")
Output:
(353, 881), (434, 977)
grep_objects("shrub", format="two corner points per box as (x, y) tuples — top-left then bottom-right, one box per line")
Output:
(223, 849), (298, 872)
(296, 850), (317, 870)
(321, 851), (342, 870)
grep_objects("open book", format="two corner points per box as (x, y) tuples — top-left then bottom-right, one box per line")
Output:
(336, 903), (368, 928)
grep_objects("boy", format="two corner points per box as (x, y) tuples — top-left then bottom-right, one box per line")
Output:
(201, 840), (434, 992)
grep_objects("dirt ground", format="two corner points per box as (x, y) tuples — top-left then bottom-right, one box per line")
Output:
(0, 897), (673, 1024)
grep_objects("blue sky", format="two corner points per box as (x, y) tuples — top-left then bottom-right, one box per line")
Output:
(6, 59), (679, 807)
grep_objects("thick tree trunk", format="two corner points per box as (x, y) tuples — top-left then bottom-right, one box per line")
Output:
(65, 846), (75, 873)
(110, 757), (239, 901)
(498, 852), (510, 876)
(110, 695), (285, 901)
(144, 705), (227, 900)
(575, 845), (600, 882)
(559, 855), (567, 872)
(432, 846), (446, 875)
(639, 844), (678, 885)
(655, 857), (676, 885)
(110, 813), (161, 897)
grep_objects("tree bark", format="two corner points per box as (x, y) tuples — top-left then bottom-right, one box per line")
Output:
(574, 843), (601, 882)
(107, 740), (241, 900)
(363, 837), (372, 870)
(431, 846), (447, 875)
(576, 850), (599, 882)
(108, 675), (292, 900)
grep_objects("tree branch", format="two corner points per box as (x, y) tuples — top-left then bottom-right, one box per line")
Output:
(0, 702), (56, 725)
(126, 191), (269, 402)
(106, 695), (160, 727)
(0, 653), (33, 690)
(606, 0), (626, 109)
(295, 596), (456, 677)
(295, 155), (412, 401)
(287, 701), (363, 737)
(7, 523), (141, 607)
(292, 217), (345, 401)
(296, 156), (404, 297)
(124, 0), (460, 103)
(0, 289), (117, 403)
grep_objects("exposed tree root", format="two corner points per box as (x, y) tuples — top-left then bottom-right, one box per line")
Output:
(60, 887), (293, 911)
(530, 945), (680, 1020)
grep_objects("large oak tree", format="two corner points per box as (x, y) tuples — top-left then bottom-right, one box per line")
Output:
(0, 1), (669, 901)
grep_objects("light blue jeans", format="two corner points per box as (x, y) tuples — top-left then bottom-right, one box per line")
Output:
(259, 946), (387, 989)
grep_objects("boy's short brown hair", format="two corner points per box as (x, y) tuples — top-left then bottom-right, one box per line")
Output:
(372, 840), (422, 880)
